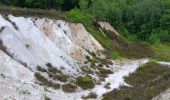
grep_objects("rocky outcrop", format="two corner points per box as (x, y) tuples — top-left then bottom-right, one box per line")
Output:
(0, 14), (106, 99)
(0, 15), (104, 75)
(98, 22), (120, 36)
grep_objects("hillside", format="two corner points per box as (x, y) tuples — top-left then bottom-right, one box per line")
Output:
(0, 12), (168, 100)
(0, 0), (170, 100)
(0, 14), (146, 99)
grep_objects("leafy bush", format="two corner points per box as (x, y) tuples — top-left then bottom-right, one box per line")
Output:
(138, 64), (145, 70)
(62, 83), (77, 93)
(67, 8), (86, 23)
(25, 44), (30, 48)
(37, 66), (47, 72)
(148, 33), (160, 44)
(149, 59), (158, 64)
(154, 29), (170, 43)
(76, 75), (95, 90)
(34, 72), (60, 89)
(146, 28), (170, 44)
(97, 67), (113, 78)
(111, 51), (120, 60)
(81, 67), (93, 74)
(82, 92), (97, 99)
(152, 44), (170, 61)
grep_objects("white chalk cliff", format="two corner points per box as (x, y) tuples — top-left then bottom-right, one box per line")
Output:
(0, 15), (160, 100)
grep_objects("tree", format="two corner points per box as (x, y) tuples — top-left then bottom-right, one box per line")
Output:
(106, 3), (122, 28)
(62, 0), (79, 11)
(90, 0), (108, 20)
(79, 0), (88, 11)
(0, 0), (17, 5)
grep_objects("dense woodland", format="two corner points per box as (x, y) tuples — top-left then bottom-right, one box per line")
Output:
(0, 0), (170, 44)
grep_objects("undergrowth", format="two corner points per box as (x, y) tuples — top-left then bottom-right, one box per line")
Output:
(152, 44), (170, 61)
(102, 61), (170, 100)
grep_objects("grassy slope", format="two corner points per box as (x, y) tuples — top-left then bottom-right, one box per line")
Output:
(102, 61), (170, 100)
(152, 44), (170, 61)
(102, 29), (155, 59)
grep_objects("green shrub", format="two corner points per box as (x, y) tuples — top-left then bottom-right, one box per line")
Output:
(148, 59), (158, 64)
(52, 74), (68, 82)
(99, 59), (113, 65)
(111, 51), (120, 60)
(104, 83), (111, 89)
(138, 64), (145, 70)
(25, 44), (30, 48)
(97, 67), (113, 78)
(82, 92), (97, 99)
(34, 72), (60, 89)
(85, 55), (96, 63)
(34, 72), (49, 85)
(85, 55), (91, 62)
(37, 66), (47, 72)
(76, 75), (95, 90)
(148, 33), (160, 44)
(152, 44), (170, 61)
(81, 67), (93, 74)
(126, 34), (138, 42)
(47, 63), (61, 74)
(154, 29), (170, 43)
(67, 8), (86, 23)
(62, 83), (77, 93)
(147, 28), (170, 44)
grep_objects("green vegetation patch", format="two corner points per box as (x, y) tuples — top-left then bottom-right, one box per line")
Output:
(62, 83), (77, 93)
(36, 64), (69, 82)
(46, 63), (69, 82)
(152, 44), (170, 61)
(82, 92), (97, 99)
(97, 67), (113, 78)
(76, 75), (95, 90)
(37, 66), (47, 72)
(81, 66), (93, 74)
(25, 44), (30, 49)
(102, 61), (170, 100)
(34, 72), (60, 89)
(0, 6), (68, 21)
(102, 29), (155, 59)
(67, 8), (86, 23)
